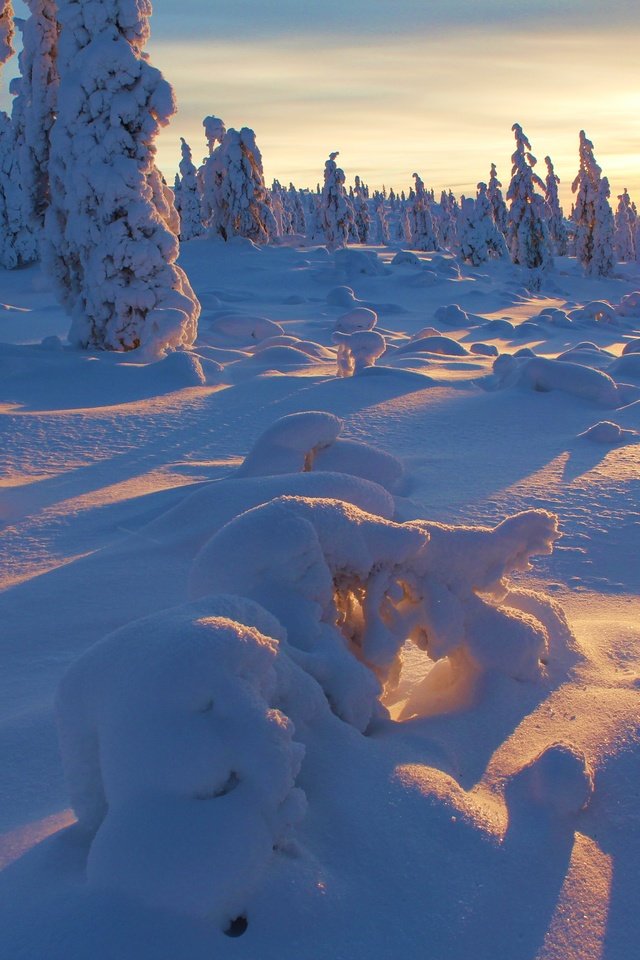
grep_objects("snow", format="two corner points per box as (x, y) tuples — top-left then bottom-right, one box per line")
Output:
(1, 224), (640, 959)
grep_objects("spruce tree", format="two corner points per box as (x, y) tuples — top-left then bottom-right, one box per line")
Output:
(200, 126), (276, 244)
(571, 130), (614, 276)
(44, 0), (200, 353)
(0, 0), (15, 267)
(544, 156), (567, 256)
(409, 173), (439, 250)
(590, 176), (615, 277)
(614, 188), (635, 262)
(320, 152), (353, 250)
(176, 137), (203, 241)
(506, 123), (551, 279)
(488, 163), (508, 234)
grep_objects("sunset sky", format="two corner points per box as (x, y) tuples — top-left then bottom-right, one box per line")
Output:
(3, 1), (639, 208)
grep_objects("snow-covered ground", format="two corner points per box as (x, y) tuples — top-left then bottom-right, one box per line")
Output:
(1, 239), (639, 959)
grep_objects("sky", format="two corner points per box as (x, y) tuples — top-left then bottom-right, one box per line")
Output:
(2, 1), (639, 209)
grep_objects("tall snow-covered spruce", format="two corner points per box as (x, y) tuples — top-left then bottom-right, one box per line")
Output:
(44, 0), (200, 354)
(320, 151), (353, 250)
(2, 1), (59, 267)
(544, 156), (567, 256)
(0, 0), (15, 267)
(176, 137), (202, 241)
(506, 123), (551, 281)
(571, 130), (614, 277)
(199, 125), (275, 244)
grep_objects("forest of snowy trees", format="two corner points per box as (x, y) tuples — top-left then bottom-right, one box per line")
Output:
(1, 0), (639, 352)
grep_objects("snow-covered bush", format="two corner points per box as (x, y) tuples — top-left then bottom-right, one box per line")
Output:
(506, 124), (551, 279)
(191, 496), (561, 730)
(43, 0), (200, 354)
(493, 353), (620, 405)
(333, 330), (386, 376)
(320, 152), (353, 250)
(544, 156), (567, 256)
(176, 137), (203, 240)
(200, 126), (276, 244)
(56, 597), (308, 924)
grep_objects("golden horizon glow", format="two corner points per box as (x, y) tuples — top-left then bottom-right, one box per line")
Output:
(151, 27), (640, 211)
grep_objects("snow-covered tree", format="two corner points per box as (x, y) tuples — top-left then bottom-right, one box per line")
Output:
(286, 183), (306, 235)
(199, 126), (276, 244)
(176, 137), (203, 241)
(506, 123), (551, 278)
(544, 156), (567, 256)
(0, 0), (13, 62)
(44, 0), (200, 354)
(0, 0), (16, 267)
(458, 183), (508, 265)
(203, 115), (226, 156)
(438, 189), (458, 251)
(3, 1), (59, 266)
(614, 188), (635, 262)
(488, 163), (508, 235)
(353, 175), (371, 243)
(374, 201), (389, 244)
(409, 173), (439, 251)
(571, 130), (614, 276)
(590, 176), (615, 277)
(320, 152), (353, 250)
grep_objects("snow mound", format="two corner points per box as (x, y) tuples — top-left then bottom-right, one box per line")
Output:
(622, 338), (640, 356)
(608, 353), (640, 380)
(391, 250), (421, 266)
(578, 420), (635, 443)
(203, 313), (284, 346)
(507, 743), (594, 817)
(326, 285), (357, 307)
(333, 330), (386, 376)
(399, 335), (468, 357)
(485, 318), (515, 336)
(334, 306), (378, 333)
(335, 248), (387, 277)
(615, 290), (640, 318)
(570, 300), (617, 325)
(56, 602), (307, 924)
(235, 411), (404, 491)
(314, 439), (404, 493)
(142, 470), (395, 555)
(470, 342), (499, 357)
(493, 354), (620, 405)
(236, 411), (343, 477)
(434, 304), (470, 327)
